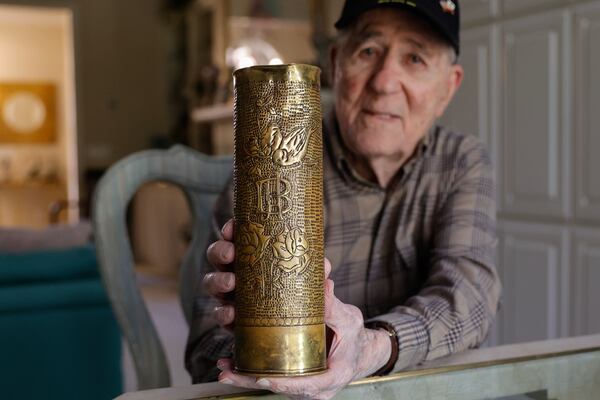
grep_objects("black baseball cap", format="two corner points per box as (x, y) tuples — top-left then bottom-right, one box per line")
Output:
(335, 0), (460, 55)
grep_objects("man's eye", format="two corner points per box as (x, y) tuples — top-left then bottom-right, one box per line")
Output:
(360, 47), (376, 57)
(409, 54), (425, 65)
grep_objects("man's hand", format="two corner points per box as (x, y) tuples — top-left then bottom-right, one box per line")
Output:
(203, 219), (236, 329)
(203, 219), (393, 399)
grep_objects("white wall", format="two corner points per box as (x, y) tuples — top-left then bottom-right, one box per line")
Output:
(0, 5), (73, 185)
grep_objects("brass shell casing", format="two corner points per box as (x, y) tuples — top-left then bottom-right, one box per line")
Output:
(232, 64), (325, 376)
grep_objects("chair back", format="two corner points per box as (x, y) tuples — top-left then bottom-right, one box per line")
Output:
(92, 145), (232, 389)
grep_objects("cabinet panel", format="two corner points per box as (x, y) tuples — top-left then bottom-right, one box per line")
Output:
(571, 229), (600, 336)
(498, 222), (568, 344)
(461, 0), (496, 25)
(574, 4), (600, 222)
(501, 0), (563, 16)
(441, 26), (495, 154)
(500, 12), (569, 217)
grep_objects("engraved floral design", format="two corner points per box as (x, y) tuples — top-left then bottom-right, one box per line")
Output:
(272, 227), (310, 274)
(237, 222), (269, 265)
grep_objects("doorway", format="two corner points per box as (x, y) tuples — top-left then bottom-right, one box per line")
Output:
(0, 4), (79, 227)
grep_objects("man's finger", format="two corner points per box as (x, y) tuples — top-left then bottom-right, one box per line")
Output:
(213, 305), (235, 326)
(324, 278), (361, 332)
(218, 368), (260, 388)
(221, 219), (235, 241)
(216, 358), (234, 371)
(324, 257), (332, 279)
(263, 369), (338, 396)
(207, 240), (235, 270)
(219, 367), (339, 399)
(203, 272), (235, 296)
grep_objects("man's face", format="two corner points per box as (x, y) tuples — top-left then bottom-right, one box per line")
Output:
(331, 8), (463, 163)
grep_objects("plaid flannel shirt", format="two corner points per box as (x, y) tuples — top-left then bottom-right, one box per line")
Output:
(185, 111), (501, 383)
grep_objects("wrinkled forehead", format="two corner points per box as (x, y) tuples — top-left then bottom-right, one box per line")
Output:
(346, 8), (451, 49)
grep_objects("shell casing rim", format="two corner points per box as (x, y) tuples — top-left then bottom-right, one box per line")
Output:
(233, 63), (321, 86)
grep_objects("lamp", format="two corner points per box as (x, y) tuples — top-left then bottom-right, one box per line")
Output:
(226, 37), (284, 71)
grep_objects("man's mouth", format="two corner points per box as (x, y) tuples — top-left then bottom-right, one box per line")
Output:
(362, 109), (401, 120)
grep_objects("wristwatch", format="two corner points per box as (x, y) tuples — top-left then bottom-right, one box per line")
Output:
(365, 320), (399, 376)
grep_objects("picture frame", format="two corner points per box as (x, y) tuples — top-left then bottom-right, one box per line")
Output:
(0, 82), (57, 144)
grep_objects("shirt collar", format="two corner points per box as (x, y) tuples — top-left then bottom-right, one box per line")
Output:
(324, 110), (435, 190)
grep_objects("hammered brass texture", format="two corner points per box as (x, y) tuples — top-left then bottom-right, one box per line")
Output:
(232, 64), (325, 376)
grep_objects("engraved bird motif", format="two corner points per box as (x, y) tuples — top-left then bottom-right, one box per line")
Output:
(248, 83), (312, 166)
(270, 124), (310, 167)
(252, 113), (311, 166)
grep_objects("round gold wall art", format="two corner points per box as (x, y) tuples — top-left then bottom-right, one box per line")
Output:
(0, 83), (56, 144)
(232, 64), (325, 377)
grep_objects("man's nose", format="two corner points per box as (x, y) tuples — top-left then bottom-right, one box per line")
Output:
(368, 54), (403, 94)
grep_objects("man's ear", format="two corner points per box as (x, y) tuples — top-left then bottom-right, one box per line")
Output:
(435, 63), (464, 118)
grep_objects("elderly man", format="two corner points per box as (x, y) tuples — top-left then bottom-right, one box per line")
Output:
(186, 0), (501, 398)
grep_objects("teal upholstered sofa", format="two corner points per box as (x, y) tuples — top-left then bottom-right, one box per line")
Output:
(0, 244), (122, 400)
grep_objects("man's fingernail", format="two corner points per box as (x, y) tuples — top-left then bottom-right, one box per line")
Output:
(222, 220), (233, 236)
(256, 379), (271, 388)
(221, 247), (231, 260)
(219, 377), (234, 385)
(214, 305), (224, 319)
(226, 273), (234, 288)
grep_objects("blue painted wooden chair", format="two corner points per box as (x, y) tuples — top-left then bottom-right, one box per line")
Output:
(92, 145), (232, 390)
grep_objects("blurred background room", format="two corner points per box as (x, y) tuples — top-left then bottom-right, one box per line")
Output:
(0, 0), (599, 399)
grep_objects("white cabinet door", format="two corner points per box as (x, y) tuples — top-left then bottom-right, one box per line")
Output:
(571, 228), (600, 336)
(461, 0), (497, 25)
(500, 11), (570, 218)
(498, 222), (569, 344)
(574, 4), (600, 223)
(501, 0), (564, 16)
(441, 26), (497, 160)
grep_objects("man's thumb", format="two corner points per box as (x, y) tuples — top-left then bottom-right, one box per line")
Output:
(324, 278), (349, 330)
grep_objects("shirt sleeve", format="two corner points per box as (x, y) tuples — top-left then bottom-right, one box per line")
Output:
(184, 179), (235, 383)
(368, 140), (502, 372)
